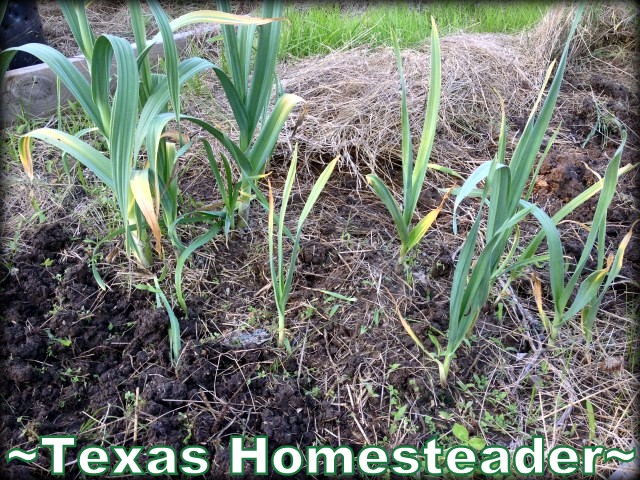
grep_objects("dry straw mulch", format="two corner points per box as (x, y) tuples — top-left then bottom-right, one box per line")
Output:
(278, 3), (638, 177)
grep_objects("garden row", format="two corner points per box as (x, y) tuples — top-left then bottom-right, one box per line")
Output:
(0, 1), (634, 385)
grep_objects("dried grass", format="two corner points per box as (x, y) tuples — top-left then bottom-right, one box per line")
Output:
(526, 2), (638, 64)
(278, 3), (639, 178)
(279, 33), (543, 178)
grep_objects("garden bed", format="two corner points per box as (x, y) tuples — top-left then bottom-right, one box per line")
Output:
(1, 3), (638, 479)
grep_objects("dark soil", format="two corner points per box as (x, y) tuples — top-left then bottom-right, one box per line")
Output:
(0, 216), (458, 479)
(2, 135), (637, 479)
(38, 0), (257, 59)
(0, 223), (314, 479)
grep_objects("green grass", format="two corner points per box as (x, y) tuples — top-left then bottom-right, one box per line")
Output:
(279, 2), (550, 59)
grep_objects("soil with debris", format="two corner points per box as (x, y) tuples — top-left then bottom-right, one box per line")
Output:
(38, 0), (256, 58)
(1, 99), (637, 478)
(0, 213), (454, 479)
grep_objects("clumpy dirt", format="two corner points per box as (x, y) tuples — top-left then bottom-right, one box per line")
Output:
(2, 81), (638, 477)
(0, 223), (319, 479)
(2, 143), (636, 478)
(0, 215), (457, 479)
